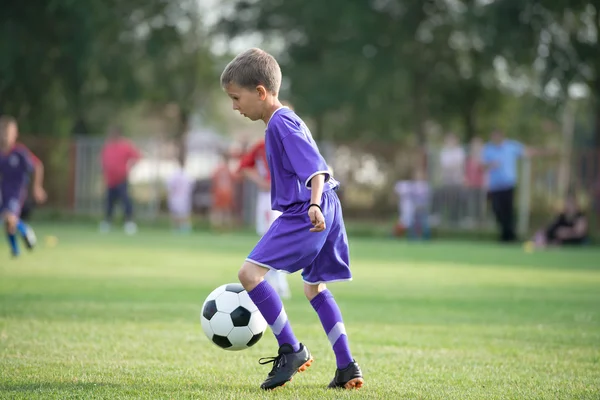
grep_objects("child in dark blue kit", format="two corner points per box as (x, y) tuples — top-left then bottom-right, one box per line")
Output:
(221, 48), (364, 391)
(0, 116), (46, 257)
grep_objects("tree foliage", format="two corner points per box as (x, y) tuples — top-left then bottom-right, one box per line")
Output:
(0, 0), (217, 136)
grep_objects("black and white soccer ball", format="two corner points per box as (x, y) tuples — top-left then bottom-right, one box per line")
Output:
(201, 283), (267, 351)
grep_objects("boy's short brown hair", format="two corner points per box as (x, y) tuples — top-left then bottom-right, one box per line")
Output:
(220, 48), (282, 95)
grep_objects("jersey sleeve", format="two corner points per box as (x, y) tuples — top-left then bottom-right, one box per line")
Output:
(278, 116), (331, 188)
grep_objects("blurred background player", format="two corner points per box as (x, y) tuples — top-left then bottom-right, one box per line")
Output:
(166, 156), (193, 233)
(210, 150), (235, 231)
(394, 168), (431, 240)
(99, 126), (141, 235)
(0, 116), (47, 257)
(237, 136), (291, 299)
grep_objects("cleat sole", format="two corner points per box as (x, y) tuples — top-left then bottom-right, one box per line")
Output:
(344, 377), (364, 390)
(298, 358), (313, 373)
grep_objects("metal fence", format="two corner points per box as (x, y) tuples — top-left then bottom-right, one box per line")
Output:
(20, 135), (600, 236)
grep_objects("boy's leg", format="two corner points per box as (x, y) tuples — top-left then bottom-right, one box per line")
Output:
(240, 262), (299, 349)
(302, 191), (362, 389)
(3, 212), (20, 256)
(239, 261), (312, 390)
(16, 219), (37, 249)
(307, 283), (363, 389)
(306, 284), (353, 367)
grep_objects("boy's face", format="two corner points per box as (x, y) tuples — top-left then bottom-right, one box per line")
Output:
(0, 122), (18, 149)
(224, 83), (265, 121)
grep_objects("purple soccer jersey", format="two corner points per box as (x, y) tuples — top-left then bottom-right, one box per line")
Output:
(0, 146), (34, 214)
(247, 107), (352, 285)
(265, 107), (338, 212)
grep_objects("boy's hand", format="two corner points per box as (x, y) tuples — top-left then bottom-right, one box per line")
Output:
(308, 205), (326, 232)
(33, 185), (47, 204)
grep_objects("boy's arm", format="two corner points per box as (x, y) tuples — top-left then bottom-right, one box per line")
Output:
(308, 173), (326, 232)
(32, 160), (47, 204)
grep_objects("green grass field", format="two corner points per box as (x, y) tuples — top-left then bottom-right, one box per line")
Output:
(1, 223), (599, 399)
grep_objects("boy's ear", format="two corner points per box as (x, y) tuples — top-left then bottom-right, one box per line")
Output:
(256, 85), (268, 100)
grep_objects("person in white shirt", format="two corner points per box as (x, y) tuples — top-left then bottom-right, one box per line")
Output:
(395, 168), (431, 239)
(166, 157), (193, 233)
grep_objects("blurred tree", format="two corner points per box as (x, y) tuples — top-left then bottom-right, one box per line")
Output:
(0, 0), (217, 138)
(217, 0), (536, 145)
(218, 0), (459, 143)
(483, 0), (600, 146)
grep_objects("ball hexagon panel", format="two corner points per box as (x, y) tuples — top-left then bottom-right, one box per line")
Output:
(215, 291), (240, 314)
(202, 300), (218, 320)
(209, 311), (234, 337)
(230, 306), (252, 327)
(247, 311), (268, 335)
(227, 327), (253, 351)
(238, 290), (258, 313)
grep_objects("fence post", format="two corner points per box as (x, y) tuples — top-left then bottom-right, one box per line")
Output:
(518, 157), (532, 237)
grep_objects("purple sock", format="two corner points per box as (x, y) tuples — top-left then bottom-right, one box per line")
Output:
(310, 289), (354, 369)
(247, 280), (300, 352)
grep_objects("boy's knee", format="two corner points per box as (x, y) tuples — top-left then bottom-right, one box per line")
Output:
(304, 283), (326, 301)
(238, 262), (267, 291)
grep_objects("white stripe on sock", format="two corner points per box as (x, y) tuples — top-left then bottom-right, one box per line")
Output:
(271, 309), (288, 335)
(327, 322), (347, 346)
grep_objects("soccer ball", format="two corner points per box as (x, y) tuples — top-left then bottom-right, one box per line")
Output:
(201, 283), (267, 351)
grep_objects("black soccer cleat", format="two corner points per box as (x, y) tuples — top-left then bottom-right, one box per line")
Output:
(258, 343), (313, 390)
(328, 360), (364, 390)
(20, 226), (37, 250)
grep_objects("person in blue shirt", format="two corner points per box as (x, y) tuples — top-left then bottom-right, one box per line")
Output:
(481, 130), (531, 242)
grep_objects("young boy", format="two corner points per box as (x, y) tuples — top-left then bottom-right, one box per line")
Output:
(221, 48), (364, 390)
(0, 116), (47, 257)
(166, 157), (193, 233)
(237, 139), (291, 299)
